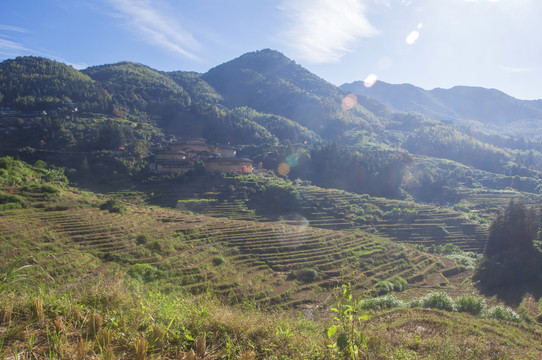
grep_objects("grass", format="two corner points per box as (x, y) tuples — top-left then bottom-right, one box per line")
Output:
(0, 274), (540, 359)
(0, 160), (541, 358)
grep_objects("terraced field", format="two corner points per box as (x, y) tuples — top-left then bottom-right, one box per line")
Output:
(140, 175), (490, 253)
(0, 187), (473, 309)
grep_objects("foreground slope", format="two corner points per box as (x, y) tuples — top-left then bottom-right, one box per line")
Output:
(1, 159), (541, 359)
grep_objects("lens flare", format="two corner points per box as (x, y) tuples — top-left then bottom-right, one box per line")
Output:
(286, 153), (299, 167)
(364, 73), (378, 88)
(406, 30), (419, 45)
(342, 94), (357, 110)
(277, 162), (290, 176)
(282, 213), (309, 234)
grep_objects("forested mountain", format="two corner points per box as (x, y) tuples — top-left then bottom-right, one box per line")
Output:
(341, 80), (542, 137)
(203, 49), (382, 139)
(2, 51), (542, 204)
(83, 62), (191, 118)
(0, 56), (110, 112)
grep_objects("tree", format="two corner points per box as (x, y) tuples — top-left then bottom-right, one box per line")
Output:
(477, 200), (542, 291)
(484, 200), (537, 260)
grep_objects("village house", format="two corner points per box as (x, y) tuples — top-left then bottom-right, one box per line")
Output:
(205, 158), (253, 173)
(154, 159), (193, 174)
(152, 138), (253, 174)
(215, 146), (236, 158)
(170, 138), (210, 153)
(154, 150), (187, 161)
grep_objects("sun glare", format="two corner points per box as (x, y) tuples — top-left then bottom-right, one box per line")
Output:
(364, 73), (378, 88)
(406, 30), (420, 45)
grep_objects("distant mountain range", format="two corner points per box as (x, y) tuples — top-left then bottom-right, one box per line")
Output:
(341, 80), (542, 138)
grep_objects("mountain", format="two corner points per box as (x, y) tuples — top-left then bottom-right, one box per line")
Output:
(83, 61), (191, 117)
(0, 56), (109, 112)
(203, 49), (382, 139)
(3, 52), (542, 205)
(341, 80), (542, 130)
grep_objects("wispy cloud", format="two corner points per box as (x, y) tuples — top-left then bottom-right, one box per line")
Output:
(501, 65), (533, 73)
(0, 25), (29, 33)
(0, 38), (31, 57)
(277, 0), (379, 63)
(0, 25), (30, 57)
(107, 0), (200, 60)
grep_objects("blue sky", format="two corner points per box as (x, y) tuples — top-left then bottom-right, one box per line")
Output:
(1, 0), (541, 100)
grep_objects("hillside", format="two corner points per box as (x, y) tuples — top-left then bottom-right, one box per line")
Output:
(0, 56), (110, 113)
(1, 158), (541, 359)
(203, 49), (383, 139)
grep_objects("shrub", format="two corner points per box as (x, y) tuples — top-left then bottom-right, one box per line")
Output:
(0, 157), (13, 169)
(295, 268), (318, 283)
(375, 281), (394, 295)
(361, 295), (404, 310)
(99, 198), (127, 214)
(484, 305), (521, 323)
(127, 264), (162, 282)
(38, 184), (59, 194)
(0, 191), (25, 206)
(212, 256), (226, 266)
(455, 295), (486, 315)
(136, 234), (149, 245)
(421, 292), (455, 312)
(389, 275), (408, 292)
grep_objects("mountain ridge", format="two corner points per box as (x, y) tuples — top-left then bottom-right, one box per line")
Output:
(341, 80), (542, 129)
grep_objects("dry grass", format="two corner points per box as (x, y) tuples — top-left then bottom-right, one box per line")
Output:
(0, 183), (540, 359)
(134, 337), (148, 360)
(88, 312), (103, 338)
(32, 297), (43, 322)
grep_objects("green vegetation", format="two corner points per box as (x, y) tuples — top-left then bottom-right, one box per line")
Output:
(0, 159), (541, 359)
(99, 198), (127, 214)
(3, 51), (542, 358)
(477, 200), (542, 293)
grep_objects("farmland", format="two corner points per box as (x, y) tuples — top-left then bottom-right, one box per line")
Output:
(1, 159), (542, 359)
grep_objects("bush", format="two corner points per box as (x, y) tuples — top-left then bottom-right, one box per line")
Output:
(295, 268), (318, 283)
(127, 264), (163, 282)
(484, 305), (521, 323)
(212, 256), (226, 266)
(389, 275), (408, 292)
(361, 295), (404, 310)
(38, 184), (59, 194)
(99, 198), (127, 214)
(0, 191), (25, 206)
(455, 295), (486, 315)
(421, 292), (455, 312)
(136, 234), (149, 245)
(0, 157), (13, 169)
(375, 281), (394, 295)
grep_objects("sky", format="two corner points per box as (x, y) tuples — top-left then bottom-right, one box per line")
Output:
(1, 0), (541, 100)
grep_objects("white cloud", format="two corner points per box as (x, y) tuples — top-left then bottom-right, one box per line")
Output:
(0, 38), (31, 57)
(277, 0), (379, 63)
(500, 65), (533, 73)
(107, 0), (200, 59)
(0, 25), (29, 33)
